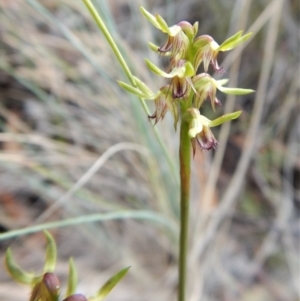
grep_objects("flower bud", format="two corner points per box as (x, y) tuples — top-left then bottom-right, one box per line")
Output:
(62, 294), (88, 301)
(43, 272), (60, 295)
(30, 272), (60, 301)
(178, 21), (198, 40)
(193, 35), (221, 72)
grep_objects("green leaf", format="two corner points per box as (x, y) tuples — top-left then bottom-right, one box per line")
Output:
(43, 231), (57, 273)
(93, 266), (130, 301)
(218, 31), (252, 51)
(5, 248), (36, 284)
(66, 258), (77, 296)
(209, 111), (242, 127)
(140, 6), (160, 30)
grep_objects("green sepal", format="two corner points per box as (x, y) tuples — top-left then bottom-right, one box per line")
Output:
(140, 6), (181, 36)
(155, 14), (169, 33)
(43, 231), (57, 273)
(118, 81), (148, 99)
(91, 266), (130, 301)
(132, 76), (155, 98)
(215, 78), (229, 86)
(193, 74), (213, 89)
(184, 61), (195, 77)
(145, 59), (175, 77)
(213, 78), (254, 95)
(178, 21), (195, 40)
(218, 31), (252, 51)
(217, 86), (255, 95)
(140, 6), (160, 29)
(188, 118), (203, 138)
(209, 111), (242, 127)
(148, 42), (171, 56)
(66, 258), (77, 297)
(5, 248), (37, 284)
(145, 59), (194, 79)
(193, 22), (199, 37)
(155, 14), (181, 36)
(193, 35), (213, 49)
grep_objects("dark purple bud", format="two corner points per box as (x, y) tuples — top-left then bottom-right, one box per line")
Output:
(62, 294), (88, 301)
(43, 272), (60, 294)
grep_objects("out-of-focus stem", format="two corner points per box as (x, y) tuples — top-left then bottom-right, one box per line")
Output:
(81, 0), (179, 184)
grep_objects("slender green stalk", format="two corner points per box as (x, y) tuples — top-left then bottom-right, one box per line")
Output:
(81, 0), (179, 184)
(178, 108), (191, 301)
(82, 0), (134, 86)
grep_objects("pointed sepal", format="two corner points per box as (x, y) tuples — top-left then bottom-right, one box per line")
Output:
(118, 77), (157, 100)
(90, 266), (130, 301)
(43, 231), (57, 273)
(140, 6), (181, 36)
(145, 59), (194, 78)
(209, 111), (242, 127)
(66, 258), (77, 297)
(5, 248), (37, 284)
(218, 31), (252, 51)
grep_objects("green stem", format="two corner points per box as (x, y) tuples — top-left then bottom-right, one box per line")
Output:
(81, 0), (179, 184)
(178, 110), (191, 301)
(82, 0), (134, 86)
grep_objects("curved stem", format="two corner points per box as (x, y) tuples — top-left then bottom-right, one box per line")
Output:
(82, 0), (134, 86)
(178, 109), (191, 301)
(81, 0), (179, 184)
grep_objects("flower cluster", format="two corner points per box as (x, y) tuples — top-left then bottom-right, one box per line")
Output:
(119, 7), (254, 152)
(5, 231), (129, 301)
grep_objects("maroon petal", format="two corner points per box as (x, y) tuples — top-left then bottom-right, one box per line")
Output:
(196, 126), (218, 150)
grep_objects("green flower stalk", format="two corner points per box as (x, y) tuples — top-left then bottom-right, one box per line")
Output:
(119, 6), (254, 301)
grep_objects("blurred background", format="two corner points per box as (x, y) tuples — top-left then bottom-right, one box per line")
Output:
(0, 0), (299, 300)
